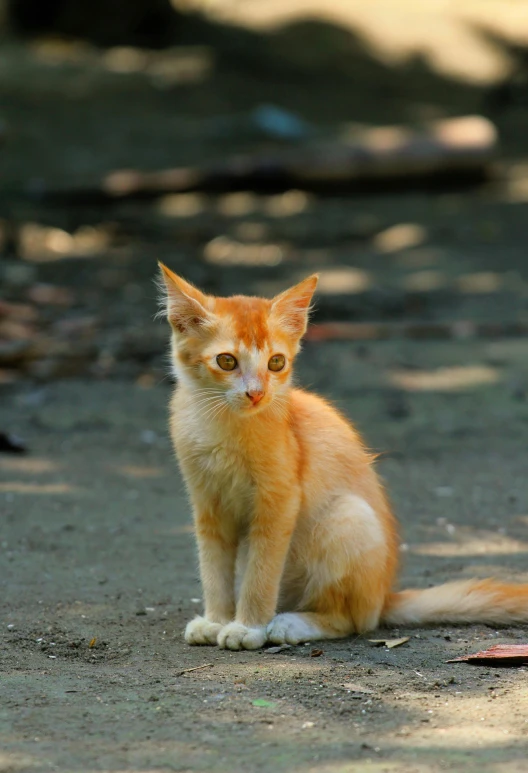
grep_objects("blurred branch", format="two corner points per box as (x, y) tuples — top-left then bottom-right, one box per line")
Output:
(40, 116), (499, 204)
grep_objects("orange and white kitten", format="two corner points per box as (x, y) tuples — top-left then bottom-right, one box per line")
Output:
(159, 263), (528, 650)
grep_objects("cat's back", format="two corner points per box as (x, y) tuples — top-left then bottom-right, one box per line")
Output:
(289, 388), (363, 447)
(289, 388), (375, 496)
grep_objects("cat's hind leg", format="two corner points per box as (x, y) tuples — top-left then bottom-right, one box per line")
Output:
(267, 611), (352, 644)
(268, 493), (398, 644)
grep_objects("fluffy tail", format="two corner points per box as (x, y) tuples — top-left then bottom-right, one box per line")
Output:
(383, 579), (528, 626)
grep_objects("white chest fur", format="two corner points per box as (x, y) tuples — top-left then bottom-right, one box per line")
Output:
(172, 400), (255, 522)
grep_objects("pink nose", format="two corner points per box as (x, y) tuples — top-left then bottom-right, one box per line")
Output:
(246, 390), (263, 405)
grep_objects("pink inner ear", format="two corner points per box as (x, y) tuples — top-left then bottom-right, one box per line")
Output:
(273, 296), (312, 337)
(173, 312), (205, 335)
(271, 276), (318, 338)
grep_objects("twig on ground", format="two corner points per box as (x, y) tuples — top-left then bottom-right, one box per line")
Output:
(175, 663), (214, 677)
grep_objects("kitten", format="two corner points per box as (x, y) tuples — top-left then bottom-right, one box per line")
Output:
(159, 263), (528, 650)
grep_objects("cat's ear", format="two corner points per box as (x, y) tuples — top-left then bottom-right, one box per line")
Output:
(271, 274), (318, 338)
(158, 262), (216, 336)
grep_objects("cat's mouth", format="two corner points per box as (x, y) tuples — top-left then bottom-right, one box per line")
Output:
(240, 396), (268, 414)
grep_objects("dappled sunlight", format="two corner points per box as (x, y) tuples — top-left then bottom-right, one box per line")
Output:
(312, 763), (426, 773)
(29, 37), (93, 65)
(216, 193), (259, 217)
(380, 683), (528, 759)
(373, 223), (427, 254)
(20, 224), (111, 262)
(145, 47), (213, 87)
(216, 191), (310, 219)
(412, 532), (528, 558)
(29, 39), (213, 86)
(264, 191), (311, 217)
(0, 482), (79, 495)
(395, 248), (442, 269)
(456, 272), (504, 294)
(505, 162), (528, 203)
(317, 268), (371, 294)
(157, 193), (206, 218)
(0, 458), (61, 474)
(185, 0), (519, 85)
(391, 721), (528, 751)
(101, 46), (149, 73)
(388, 365), (500, 392)
(343, 123), (410, 152)
(0, 752), (40, 771)
(103, 45), (214, 84)
(402, 270), (447, 292)
(113, 464), (165, 479)
(204, 235), (284, 266)
(103, 168), (201, 197)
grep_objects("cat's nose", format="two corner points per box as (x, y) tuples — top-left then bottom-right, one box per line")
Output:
(245, 390), (264, 405)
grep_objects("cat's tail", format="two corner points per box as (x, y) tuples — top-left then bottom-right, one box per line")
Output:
(382, 579), (528, 626)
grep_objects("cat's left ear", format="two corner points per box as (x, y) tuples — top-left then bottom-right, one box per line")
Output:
(158, 262), (216, 336)
(271, 274), (318, 339)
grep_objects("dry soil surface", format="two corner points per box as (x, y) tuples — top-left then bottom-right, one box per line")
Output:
(2, 335), (528, 773)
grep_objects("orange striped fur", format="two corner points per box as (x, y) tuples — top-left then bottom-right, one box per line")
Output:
(159, 263), (528, 650)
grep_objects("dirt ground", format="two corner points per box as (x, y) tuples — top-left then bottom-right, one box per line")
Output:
(1, 344), (528, 773)
(1, 1), (528, 771)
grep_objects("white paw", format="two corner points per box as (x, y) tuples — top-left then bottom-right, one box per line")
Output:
(185, 616), (223, 645)
(267, 613), (321, 645)
(217, 622), (267, 651)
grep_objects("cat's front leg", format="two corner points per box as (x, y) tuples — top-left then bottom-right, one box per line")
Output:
(218, 489), (300, 651)
(186, 510), (237, 646)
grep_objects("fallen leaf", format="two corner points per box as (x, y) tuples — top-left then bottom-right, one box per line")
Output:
(88, 637), (97, 649)
(310, 648), (324, 657)
(342, 683), (375, 695)
(252, 699), (276, 708)
(447, 643), (528, 666)
(265, 644), (291, 654)
(368, 636), (410, 649)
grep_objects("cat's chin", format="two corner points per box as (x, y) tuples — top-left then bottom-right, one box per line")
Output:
(236, 401), (270, 417)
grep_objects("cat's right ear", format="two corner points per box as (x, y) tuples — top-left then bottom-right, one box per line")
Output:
(271, 274), (318, 339)
(158, 263), (216, 336)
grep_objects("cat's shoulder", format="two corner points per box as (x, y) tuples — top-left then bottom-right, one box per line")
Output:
(290, 387), (347, 423)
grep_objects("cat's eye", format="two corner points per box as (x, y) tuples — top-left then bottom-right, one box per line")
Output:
(268, 354), (286, 372)
(216, 353), (237, 371)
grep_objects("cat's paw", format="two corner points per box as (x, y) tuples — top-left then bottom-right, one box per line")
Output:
(267, 613), (321, 645)
(184, 616), (223, 645)
(217, 622), (267, 651)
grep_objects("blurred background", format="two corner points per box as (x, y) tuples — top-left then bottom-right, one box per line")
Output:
(0, 0), (527, 391)
(1, 6), (528, 766)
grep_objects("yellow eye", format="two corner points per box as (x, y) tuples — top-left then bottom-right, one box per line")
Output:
(216, 353), (237, 371)
(268, 354), (286, 372)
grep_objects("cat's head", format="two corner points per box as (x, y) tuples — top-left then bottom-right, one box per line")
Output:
(158, 263), (317, 415)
